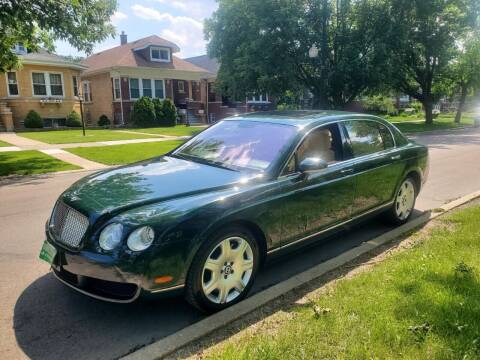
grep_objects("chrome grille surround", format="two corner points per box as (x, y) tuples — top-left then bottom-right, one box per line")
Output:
(50, 201), (89, 249)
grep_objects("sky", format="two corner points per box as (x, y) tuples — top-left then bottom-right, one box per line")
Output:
(54, 0), (218, 59)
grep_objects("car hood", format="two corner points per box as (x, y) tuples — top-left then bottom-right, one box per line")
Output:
(61, 156), (250, 217)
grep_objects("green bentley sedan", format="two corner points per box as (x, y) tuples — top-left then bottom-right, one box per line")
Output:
(39, 111), (428, 312)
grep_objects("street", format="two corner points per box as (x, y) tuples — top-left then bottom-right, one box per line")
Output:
(1, 127), (479, 360)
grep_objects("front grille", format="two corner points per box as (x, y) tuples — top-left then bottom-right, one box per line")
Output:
(50, 201), (89, 249)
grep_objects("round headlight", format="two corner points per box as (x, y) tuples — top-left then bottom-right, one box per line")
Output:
(127, 226), (155, 252)
(99, 223), (123, 251)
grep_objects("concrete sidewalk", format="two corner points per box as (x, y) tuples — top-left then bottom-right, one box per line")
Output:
(0, 132), (188, 171)
(40, 149), (109, 170)
(0, 132), (186, 151)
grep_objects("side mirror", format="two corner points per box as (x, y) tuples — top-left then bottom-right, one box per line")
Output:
(298, 157), (328, 173)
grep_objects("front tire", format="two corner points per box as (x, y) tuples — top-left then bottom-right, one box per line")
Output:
(385, 177), (417, 225)
(185, 226), (260, 313)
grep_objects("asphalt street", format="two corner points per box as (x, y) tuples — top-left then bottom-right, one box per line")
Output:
(1, 127), (479, 359)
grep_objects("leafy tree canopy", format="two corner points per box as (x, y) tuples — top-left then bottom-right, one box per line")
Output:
(387, 0), (479, 123)
(205, 0), (391, 109)
(0, 0), (117, 71)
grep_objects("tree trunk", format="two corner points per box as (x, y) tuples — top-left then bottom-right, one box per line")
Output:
(423, 100), (433, 125)
(455, 83), (468, 124)
(311, 92), (330, 110)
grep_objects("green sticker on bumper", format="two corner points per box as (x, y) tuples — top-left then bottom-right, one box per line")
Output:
(39, 240), (57, 265)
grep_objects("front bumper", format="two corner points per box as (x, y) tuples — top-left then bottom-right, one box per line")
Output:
(47, 236), (184, 303)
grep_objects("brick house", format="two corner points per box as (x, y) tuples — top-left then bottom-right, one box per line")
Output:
(184, 55), (275, 123)
(80, 34), (212, 125)
(80, 34), (275, 126)
(0, 45), (87, 130)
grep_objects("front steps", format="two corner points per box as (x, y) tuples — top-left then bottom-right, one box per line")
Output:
(0, 101), (14, 131)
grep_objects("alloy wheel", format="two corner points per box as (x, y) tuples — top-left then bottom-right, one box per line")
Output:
(395, 179), (415, 221)
(201, 236), (254, 304)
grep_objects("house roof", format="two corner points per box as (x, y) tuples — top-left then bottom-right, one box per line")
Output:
(81, 35), (208, 75)
(20, 48), (87, 70)
(184, 55), (219, 76)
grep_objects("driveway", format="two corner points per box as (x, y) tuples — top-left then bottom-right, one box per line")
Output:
(1, 127), (479, 359)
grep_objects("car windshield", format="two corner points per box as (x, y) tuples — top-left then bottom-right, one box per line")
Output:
(173, 120), (297, 171)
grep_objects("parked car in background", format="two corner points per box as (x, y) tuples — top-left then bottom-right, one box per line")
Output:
(39, 110), (429, 312)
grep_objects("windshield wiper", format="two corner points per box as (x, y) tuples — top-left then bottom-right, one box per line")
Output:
(172, 153), (238, 172)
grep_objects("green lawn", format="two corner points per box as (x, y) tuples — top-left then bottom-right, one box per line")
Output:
(128, 125), (207, 137)
(17, 129), (161, 144)
(0, 150), (80, 176)
(0, 140), (12, 147)
(206, 204), (480, 360)
(392, 116), (474, 133)
(67, 140), (184, 165)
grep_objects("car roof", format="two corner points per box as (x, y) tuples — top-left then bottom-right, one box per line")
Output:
(225, 110), (386, 128)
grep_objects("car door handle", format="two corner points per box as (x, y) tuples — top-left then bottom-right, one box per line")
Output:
(391, 155), (401, 160)
(341, 168), (354, 175)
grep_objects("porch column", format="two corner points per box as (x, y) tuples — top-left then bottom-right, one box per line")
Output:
(188, 80), (193, 100)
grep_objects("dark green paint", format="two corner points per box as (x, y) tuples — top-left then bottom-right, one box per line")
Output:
(46, 111), (429, 299)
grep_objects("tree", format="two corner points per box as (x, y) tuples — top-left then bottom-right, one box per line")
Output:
(449, 34), (480, 123)
(205, 0), (391, 109)
(386, 0), (478, 124)
(0, 0), (117, 71)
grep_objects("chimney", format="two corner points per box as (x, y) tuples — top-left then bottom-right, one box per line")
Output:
(120, 31), (127, 45)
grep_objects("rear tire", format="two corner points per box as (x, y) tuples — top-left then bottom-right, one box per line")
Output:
(184, 226), (260, 313)
(385, 177), (417, 225)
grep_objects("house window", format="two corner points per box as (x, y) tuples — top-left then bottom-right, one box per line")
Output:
(150, 47), (170, 62)
(142, 78), (152, 98)
(49, 74), (63, 96)
(154, 80), (164, 99)
(32, 72), (64, 97)
(11, 43), (26, 54)
(129, 78), (140, 99)
(6, 72), (19, 96)
(82, 81), (91, 102)
(32, 72), (47, 96)
(248, 94), (269, 103)
(177, 80), (185, 93)
(72, 76), (79, 97)
(113, 78), (121, 100)
(129, 78), (165, 99)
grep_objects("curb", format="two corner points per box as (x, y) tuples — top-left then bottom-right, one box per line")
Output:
(121, 190), (480, 360)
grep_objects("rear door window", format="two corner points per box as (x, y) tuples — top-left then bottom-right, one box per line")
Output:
(343, 120), (385, 157)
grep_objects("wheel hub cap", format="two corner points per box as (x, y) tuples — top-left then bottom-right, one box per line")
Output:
(395, 180), (415, 221)
(202, 237), (254, 304)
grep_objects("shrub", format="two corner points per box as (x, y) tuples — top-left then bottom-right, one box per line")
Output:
(98, 114), (111, 127)
(410, 101), (423, 113)
(159, 98), (177, 127)
(152, 98), (164, 125)
(131, 97), (156, 127)
(24, 110), (43, 128)
(277, 103), (301, 111)
(66, 111), (82, 127)
(362, 96), (396, 115)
